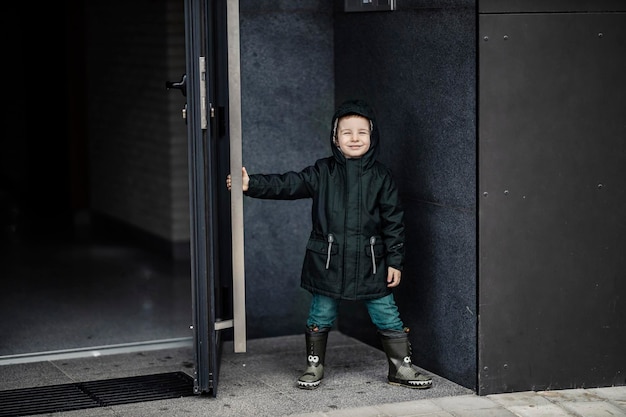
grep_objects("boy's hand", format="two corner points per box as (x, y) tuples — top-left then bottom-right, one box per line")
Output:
(386, 267), (401, 288)
(226, 167), (250, 192)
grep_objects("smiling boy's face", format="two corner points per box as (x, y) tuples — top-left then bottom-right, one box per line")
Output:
(335, 115), (371, 159)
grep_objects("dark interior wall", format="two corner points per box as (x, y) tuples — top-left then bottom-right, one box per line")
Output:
(85, 0), (190, 255)
(3, 0), (189, 254)
(238, 1), (335, 338)
(478, 2), (626, 394)
(2, 2), (76, 242)
(333, 1), (477, 389)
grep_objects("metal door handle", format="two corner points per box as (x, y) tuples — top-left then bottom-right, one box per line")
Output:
(166, 74), (187, 97)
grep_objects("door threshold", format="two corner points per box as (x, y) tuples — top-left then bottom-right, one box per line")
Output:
(0, 337), (193, 366)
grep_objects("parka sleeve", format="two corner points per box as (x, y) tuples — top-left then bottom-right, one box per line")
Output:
(379, 173), (405, 271)
(245, 164), (319, 200)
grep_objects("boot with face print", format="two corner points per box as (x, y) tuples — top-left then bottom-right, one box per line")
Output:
(297, 326), (329, 389)
(378, 328), (433, 389)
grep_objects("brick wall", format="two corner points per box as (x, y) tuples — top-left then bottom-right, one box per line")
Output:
(86, 0), (189, 251)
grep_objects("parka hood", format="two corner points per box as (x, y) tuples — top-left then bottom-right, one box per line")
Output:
(330, 99), (380, 168)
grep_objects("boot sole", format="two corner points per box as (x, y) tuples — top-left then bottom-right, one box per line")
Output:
(297, 380), (321, 389)
(388, 379), (433, 389)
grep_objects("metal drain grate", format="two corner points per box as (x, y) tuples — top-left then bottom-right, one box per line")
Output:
(0, 372), (194, 417)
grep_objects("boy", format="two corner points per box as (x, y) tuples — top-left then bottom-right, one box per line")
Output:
(227, 99), (432, 390)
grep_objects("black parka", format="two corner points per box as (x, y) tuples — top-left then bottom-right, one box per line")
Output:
(245, 100), (405, 300)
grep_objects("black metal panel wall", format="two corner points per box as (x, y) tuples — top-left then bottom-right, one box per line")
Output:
(478, 5), (626, 394)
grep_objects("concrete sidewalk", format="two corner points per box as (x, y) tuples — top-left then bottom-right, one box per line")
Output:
(288, 386), (626, 417)
(1, 333), (624, 417)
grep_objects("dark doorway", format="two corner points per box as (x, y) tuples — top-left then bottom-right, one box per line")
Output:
(1, 0), (192, 359)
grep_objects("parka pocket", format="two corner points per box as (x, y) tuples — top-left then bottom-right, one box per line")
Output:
(364, 236), (385, 277)
(303, 234), (339, 279)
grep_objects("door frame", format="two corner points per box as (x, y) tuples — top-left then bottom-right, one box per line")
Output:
(184, 0), (245, 396)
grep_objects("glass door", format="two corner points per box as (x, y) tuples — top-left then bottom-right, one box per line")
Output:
(181, 0), (246, 396)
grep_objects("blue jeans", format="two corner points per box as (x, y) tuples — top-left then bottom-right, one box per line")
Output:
(306, 293), (404, 331)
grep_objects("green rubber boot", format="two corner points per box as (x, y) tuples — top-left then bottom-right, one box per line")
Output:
(297, 326), (329, 389)
(378, 328), (433, 389)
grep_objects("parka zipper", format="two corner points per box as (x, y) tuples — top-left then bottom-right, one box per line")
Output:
(325, 233), (335, 270)
(369, 236), (376, 274)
